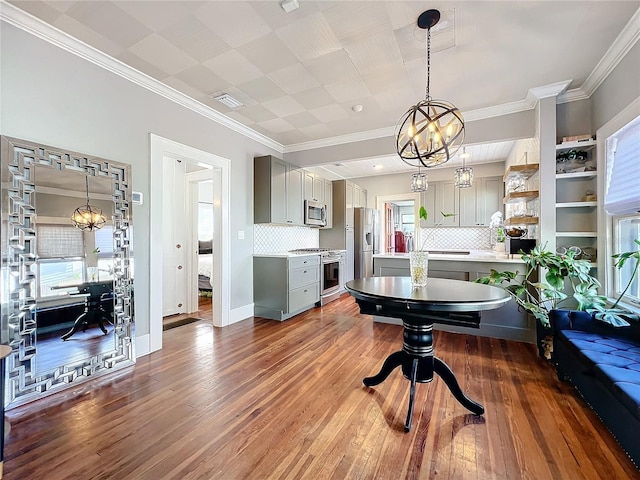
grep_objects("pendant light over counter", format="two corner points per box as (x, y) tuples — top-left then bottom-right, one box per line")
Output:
(454, 147), (473, 188)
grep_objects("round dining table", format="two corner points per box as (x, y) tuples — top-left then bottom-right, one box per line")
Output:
(346, 276), (510, 432)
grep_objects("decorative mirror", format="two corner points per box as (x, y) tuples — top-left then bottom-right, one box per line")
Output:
(1, 136), (134, 407)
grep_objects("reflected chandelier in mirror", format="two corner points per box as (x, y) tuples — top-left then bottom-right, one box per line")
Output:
(0, 136), (134, 407)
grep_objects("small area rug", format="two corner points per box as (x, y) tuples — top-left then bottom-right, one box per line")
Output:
(163, 317), (203, 331)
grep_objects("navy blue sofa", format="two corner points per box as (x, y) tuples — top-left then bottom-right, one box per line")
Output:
(550, 309), (640, 466)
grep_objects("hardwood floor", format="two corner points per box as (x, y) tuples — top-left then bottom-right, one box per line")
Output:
(4, 294), (638, 479)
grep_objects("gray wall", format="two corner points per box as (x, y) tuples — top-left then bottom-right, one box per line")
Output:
(556, 99), (592, 141)
(1, 23), (279, 336)
(592, 42), (640, 131)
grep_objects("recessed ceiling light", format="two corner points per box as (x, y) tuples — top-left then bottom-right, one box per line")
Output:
(280, 0), (299, 13)
(212, 93), (243, 109)
(373, 164), (383, 169)
(352, 104), (364, 113)
(334, 163), (344, 167)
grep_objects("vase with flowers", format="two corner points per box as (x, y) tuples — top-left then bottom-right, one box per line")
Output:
(409, 207), (456, 287)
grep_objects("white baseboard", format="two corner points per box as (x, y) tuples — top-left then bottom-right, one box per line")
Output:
(229, 303), (254, 325)
(136, 334), (151, 358)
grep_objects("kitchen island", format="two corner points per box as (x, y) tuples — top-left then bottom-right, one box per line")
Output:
(372, 251), (534, 343)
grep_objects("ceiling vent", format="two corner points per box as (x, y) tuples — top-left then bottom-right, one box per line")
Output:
(213, 93), (244, 109)
(280, 0), (300, 13)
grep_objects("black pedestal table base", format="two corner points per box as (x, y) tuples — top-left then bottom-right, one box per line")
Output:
(363, 320), (483, 432)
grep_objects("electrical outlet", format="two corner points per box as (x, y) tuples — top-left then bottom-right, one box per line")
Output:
(238, 230), (245, 240)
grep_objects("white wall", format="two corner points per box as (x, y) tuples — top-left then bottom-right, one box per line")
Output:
(0, 23), (279, 336)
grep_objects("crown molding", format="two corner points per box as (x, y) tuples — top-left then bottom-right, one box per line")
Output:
(580, 7), (640, 98)
(0, 1), (284, 154)
(284, 126), (393, 153)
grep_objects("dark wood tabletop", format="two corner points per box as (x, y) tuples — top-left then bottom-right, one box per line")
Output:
(346, 276), (510, 313)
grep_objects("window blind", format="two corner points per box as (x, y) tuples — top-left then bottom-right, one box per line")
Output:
(36, 224), (84, 258)
(94, 226), (114, 257)
(605, 116), (640, 216)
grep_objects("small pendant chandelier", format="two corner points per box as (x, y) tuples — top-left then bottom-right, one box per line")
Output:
(395, 9), (465, 168)
(71, 176), (106, 231)
(411, 168), (428, 192)
(454, 147), (473, 188)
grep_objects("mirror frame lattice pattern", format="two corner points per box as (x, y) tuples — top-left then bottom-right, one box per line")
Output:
(0, 136), (134, 406)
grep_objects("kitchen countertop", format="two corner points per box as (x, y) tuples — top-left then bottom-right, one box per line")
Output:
(373, 250), (526, 264)
(253, 252), (320, 258)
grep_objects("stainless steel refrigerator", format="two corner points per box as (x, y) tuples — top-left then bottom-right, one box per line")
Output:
(354, 207), (380, 279)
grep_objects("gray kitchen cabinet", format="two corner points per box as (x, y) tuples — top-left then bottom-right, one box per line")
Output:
(323, 178), (333, 229)
(304, 171), (325, 204)
(438, 181), (459, 226)
(345, 181), (354, 228)
(420, 176), (503, 227)
(254, 255), (320, 321)
(254, 155), (304, 226)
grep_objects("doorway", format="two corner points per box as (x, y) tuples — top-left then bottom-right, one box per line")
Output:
(376, 193), (421, 254)
(149, 134), (231, 355)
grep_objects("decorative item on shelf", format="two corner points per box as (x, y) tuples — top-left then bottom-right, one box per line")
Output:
(71, 176), (106, 231)
(582, 247), (597, 262)
(395, 9), (464, 169)
(561, 134), (593, 143)
(410, 167), (428, 192)
(454, 147), (473, 188)
(489, 211), (505, 253)
(506, 227), (527, 238)
(582, 190), (597, 202)
(506, 174), (525, 194)
(410, 207), (457, 287)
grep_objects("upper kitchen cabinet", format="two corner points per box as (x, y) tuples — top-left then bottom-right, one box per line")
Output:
(304, 171), (325, 204)
(420, 176), (503, 227)
(304, 171), (333, 229)
(254, 155), (304, 226)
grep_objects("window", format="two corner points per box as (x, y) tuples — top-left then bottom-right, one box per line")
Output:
(604, 113), (640, 306)
(36, 224), (85, 298)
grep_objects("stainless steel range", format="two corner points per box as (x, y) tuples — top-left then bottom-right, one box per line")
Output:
(289, 248), (344, 305)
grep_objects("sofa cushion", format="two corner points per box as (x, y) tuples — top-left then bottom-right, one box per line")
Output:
(558, 329), (640, 421)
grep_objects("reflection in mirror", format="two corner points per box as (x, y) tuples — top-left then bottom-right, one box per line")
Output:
(1, 136), (134, 407)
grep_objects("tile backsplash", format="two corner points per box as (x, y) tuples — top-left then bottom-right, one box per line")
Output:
(254, 224), (319, 254)
(417, 227), (491, 251)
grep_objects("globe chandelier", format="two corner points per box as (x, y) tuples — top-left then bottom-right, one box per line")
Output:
(71, 176), (106, 231)
(395, 9), (465, 169)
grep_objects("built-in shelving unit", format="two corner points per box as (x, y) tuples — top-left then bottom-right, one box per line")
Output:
(555, 139), (598, 268)
(503, 162), (540, 229)
(504, 190), (539, 204)
(556, 201), (598, 208)
(503, 164), (539, 182)
(505, 216), (539, 226)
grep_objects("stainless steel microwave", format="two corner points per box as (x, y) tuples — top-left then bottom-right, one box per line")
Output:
(304, 200), (327, 227)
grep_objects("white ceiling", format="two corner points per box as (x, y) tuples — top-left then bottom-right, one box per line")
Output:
(6, 1), (639, 177)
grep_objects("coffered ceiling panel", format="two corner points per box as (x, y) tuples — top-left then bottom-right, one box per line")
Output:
(6, 0), (639, 172)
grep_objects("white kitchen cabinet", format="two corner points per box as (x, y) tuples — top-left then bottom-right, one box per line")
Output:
(437, 181), (458, 226)
(461, 176), (504, 226)
(254, 155), (304, 226)
(420, 185), (438, 227)
(254, 255), (320, 321)
(458, 183), (478, 226)
(345, 181), (354, 228)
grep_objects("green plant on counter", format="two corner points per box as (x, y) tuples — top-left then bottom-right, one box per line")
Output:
(475, 244), (605, 329)
(417, 206), (456, 251)
(587, 239), (640, 326)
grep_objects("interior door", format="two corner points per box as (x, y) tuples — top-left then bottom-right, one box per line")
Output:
(162, 158), (187, 317)
(385, 203), (394, 253)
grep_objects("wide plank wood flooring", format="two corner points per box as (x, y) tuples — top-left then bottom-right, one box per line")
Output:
(4, 294), (639, 479)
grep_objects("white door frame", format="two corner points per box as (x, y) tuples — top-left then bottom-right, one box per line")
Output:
(149, 134), (231, 353)
(376, 193), (421, 253)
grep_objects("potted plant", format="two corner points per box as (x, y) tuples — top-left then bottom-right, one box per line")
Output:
(475, 244), (605, 359)
(409, 207), (456, 287)
(587, 238), (640, 326)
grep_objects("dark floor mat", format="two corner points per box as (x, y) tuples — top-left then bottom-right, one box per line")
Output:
(163, 317), (203, 331)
